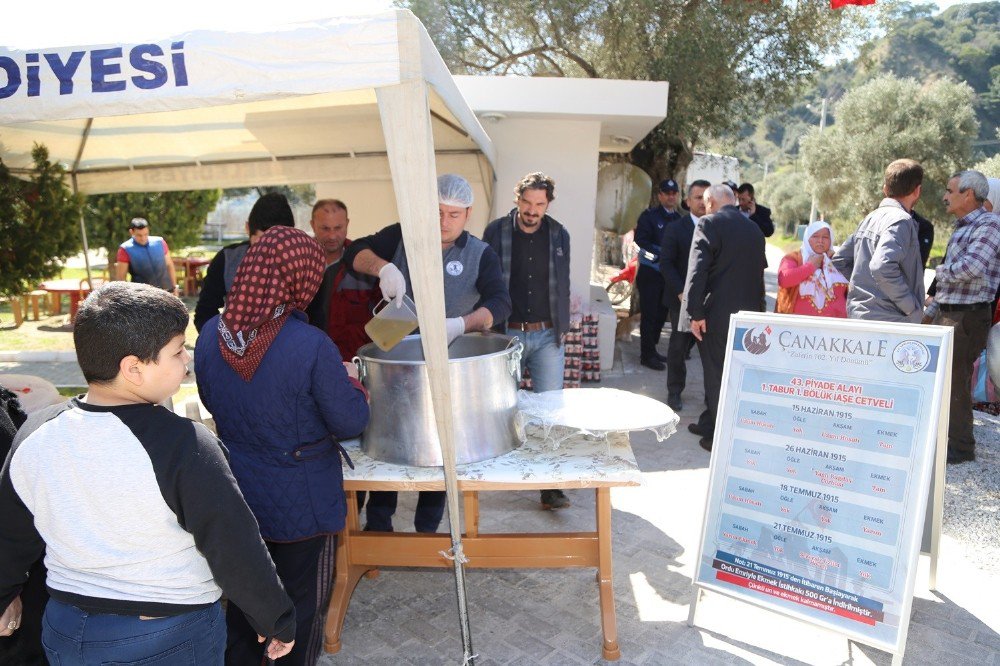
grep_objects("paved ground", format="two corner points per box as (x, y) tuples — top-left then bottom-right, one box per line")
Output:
(2, 248), (997, 665)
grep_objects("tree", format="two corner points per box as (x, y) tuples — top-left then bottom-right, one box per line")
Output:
(85, 189), (223, 255)
(406, 0), (881, 186)
(973, 129), (1000, 178)
(759, 168), (812, 237)
(801, 75), (978, 228)
(0, 145), (83, 298)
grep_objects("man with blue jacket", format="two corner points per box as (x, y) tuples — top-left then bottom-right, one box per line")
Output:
(635, 179), (682, 370)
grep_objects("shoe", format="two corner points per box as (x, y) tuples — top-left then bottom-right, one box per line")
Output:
(667, 393), (683, 411)
(946, 450), (975, 464)
(688, 423), (709, 437)
(640, 357), (666, 371)
(655, 352), (668, 362)
(540, 489), (571, 510)
(699, 437), (713, 452)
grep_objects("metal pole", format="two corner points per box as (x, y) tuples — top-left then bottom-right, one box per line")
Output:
(808, 97), (828, 223)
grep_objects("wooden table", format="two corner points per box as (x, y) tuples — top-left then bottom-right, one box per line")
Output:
(173, 257), (211, 296)
(324, 430), (641, 661)
(39, 279), (91, 323)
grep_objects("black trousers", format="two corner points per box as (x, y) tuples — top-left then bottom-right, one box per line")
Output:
(636, 264), (667, 359)
(226, 535), (336, 666)
(935, 306), (991, 456)
(666, 306), (694, 396)
(364, 490), (445, 533)
(696, 327), (727, 438)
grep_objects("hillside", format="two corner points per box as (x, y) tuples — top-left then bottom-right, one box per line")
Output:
(732, 1), (999, 182)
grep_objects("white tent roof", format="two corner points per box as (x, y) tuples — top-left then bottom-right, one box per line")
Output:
(1, 14), (490, 608)
(0, 10), (495, 197)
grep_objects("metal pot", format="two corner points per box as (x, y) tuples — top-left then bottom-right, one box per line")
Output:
(354, 333), (523, 466)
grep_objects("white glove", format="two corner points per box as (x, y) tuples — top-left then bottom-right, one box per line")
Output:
(378, 263), (407, 309)
(445, 317), (466, 345)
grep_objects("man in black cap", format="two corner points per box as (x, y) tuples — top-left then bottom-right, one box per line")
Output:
(634, 179), (682, 370)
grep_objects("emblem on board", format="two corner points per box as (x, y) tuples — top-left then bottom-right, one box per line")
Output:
(892, 340), (929, 373)
(743, 327), (771, 355)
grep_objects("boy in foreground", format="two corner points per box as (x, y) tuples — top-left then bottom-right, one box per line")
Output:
(0, 282), (296, 664)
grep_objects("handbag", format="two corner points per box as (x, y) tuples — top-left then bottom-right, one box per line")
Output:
(971, 348), (996, 404)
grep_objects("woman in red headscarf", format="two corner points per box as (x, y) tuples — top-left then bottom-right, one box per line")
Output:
(195, 225), (369, 666)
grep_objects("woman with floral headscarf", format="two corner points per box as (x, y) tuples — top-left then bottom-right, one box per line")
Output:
(776, 220), (849, 318)
(195, 225), (369, 666)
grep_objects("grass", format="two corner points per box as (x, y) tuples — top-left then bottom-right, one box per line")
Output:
(0, 295), (201, 352)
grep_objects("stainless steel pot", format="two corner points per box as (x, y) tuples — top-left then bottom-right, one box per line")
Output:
(354, 333), (523, 467)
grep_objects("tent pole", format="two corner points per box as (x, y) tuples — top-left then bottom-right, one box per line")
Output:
(71, 119), (94, 285)
(377, 77), (475, 665)
(70, 174), (93, 286)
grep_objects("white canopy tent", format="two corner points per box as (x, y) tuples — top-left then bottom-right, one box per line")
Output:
(0, 9), (484, 661)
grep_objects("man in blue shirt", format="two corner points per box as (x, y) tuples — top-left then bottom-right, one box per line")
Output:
(115, 218), (178, 294)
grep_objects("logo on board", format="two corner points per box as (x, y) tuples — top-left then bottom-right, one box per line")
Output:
(743, 327), (771, 355)
(892, 340), (930, 373)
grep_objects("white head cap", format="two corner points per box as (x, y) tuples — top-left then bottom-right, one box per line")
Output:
(438, 174), (474, 208)
(987, 177), (1000, 212)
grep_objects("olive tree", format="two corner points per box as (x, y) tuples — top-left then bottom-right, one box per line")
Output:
(406, 0), (883, 185)
(801, 74), (978, 226)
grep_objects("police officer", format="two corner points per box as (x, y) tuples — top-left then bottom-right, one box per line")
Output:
(635, 179), (682, 370)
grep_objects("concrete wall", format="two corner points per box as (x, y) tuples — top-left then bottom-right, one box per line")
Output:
(480, 117), (601, 306)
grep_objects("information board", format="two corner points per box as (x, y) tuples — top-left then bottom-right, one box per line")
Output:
(693, 313), (952, 654)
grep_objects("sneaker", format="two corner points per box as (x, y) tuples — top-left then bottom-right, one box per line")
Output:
(667, 393), (683, 411)
(640, 357), (666, 371)
(540, 489), (570, 510)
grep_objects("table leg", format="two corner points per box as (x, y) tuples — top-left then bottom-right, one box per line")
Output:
(324, 490), (378, 654)
(463, 491), (479, 537)
(50, 293), (62, 315)
(69, 293), (81, 323)
(596, 487), (620, 660)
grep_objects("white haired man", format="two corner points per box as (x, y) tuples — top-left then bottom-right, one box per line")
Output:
(925, 170), (1000, 464)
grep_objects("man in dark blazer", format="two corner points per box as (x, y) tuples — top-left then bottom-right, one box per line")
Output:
(737, 182), (775, 237)
(684, 184), (767, 451)
(659, 180), (710, 411)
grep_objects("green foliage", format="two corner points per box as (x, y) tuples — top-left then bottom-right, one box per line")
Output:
(85, 189), (223, 255)
(759, 168), (813, 237)
(405, 0), (878, 187)
(0, 145), (83, 298)
(729, 1), (1000, 179)
(801, 75), (977, 227)
(975, 129), (1000, 178)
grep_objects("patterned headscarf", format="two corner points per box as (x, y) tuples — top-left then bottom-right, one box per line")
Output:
(799, 220), (848, 311)
(218, 226), (325, 381)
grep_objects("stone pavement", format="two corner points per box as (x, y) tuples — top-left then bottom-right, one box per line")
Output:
(2, 247), (997, 665)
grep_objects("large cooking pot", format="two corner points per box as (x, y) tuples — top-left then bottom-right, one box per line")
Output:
(354, 333), (523, 466)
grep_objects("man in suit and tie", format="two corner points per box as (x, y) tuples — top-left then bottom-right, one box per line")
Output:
(659, 180), (710, 412)
(684, 184), (767, 451)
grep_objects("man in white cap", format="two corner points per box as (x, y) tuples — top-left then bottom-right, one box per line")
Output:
(344, 174), (511, 533)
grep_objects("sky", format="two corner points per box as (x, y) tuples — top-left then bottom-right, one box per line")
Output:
(0, 0), (991, 49)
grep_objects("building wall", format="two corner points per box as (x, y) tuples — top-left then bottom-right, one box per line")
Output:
(480, 117), (602, 306)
